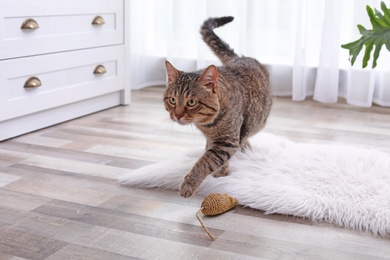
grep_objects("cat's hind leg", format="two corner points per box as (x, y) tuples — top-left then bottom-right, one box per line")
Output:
(240, 138), (252, 153)
(211, 162), (229, 178)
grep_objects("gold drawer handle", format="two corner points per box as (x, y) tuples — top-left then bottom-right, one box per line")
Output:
(21, 18), (39, 30)
(92, 16), (105, 26)
(24, 77), (42, 88)
(93, 65), (106, 75)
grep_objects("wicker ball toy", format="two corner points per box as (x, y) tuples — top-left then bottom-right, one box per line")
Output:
(196, 193), (238, 240)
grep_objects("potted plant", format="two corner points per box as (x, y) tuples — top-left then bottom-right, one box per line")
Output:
(341, 1), (390, 68)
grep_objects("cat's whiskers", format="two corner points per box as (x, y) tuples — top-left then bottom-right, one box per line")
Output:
(159, 118), (177, 141)
(161, 116), (203, 147)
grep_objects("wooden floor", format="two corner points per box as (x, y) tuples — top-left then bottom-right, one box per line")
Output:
(0, 86), (389, 260)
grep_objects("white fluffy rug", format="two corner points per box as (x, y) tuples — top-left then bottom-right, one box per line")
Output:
(119, 133), (390, 237)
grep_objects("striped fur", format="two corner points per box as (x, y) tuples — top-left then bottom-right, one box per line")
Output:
(164, 17), (273, 198)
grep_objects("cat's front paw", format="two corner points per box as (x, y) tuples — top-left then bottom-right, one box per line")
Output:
(179, 177), (198, 198)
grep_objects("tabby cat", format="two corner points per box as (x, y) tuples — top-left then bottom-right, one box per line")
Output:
(164, 16), (273, 198)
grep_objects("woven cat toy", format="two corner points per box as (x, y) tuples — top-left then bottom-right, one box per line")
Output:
(196, 193), (238, 240)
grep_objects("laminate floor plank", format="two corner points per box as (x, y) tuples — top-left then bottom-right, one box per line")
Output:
(3, 166), (116, 207)
(0, 172), (21, 187)
(33, 199), (220, 248)
(0, 86), (389, 259)
(0, 189), (50, 212)
(12, 134), (73, 148)
(0, 226), (67, 260)
(45, 244), (139, 260)
(0, 149), (32, 163)
(1, 141), (151, 170)
(0, 206), (94, 243)
(211, 232), (378, 260)
(71, 226), (261, 260)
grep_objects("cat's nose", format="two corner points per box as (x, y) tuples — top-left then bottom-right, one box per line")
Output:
(175, 114), (183, 120)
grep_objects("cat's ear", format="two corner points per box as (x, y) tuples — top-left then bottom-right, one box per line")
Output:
(198, 65), (218, 91)
(165, 60), (181, 84)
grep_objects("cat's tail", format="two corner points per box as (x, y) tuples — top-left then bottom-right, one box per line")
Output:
(200, 16), (238, 64)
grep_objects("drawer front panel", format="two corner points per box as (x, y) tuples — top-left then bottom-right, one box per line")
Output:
(0, 45), (125, 121)
(0, 0), (123, 59)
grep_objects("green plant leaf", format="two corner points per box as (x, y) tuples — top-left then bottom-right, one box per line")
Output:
(341, 1), (390, 68)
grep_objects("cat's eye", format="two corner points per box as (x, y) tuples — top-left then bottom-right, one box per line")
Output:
(169, 97), (176, 105)
(187, 99), (197, 107)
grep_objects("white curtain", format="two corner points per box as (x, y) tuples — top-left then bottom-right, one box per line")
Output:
(129, 0), (390, 107)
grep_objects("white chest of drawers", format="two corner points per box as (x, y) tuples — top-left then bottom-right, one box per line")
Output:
(0, 0), (130, 141)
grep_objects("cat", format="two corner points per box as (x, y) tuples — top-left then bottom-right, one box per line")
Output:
(164, 16), (273, 198)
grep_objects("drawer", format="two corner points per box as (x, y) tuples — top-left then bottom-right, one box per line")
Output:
(0, 0), (124, 59)
(0, 45), (125, 121)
